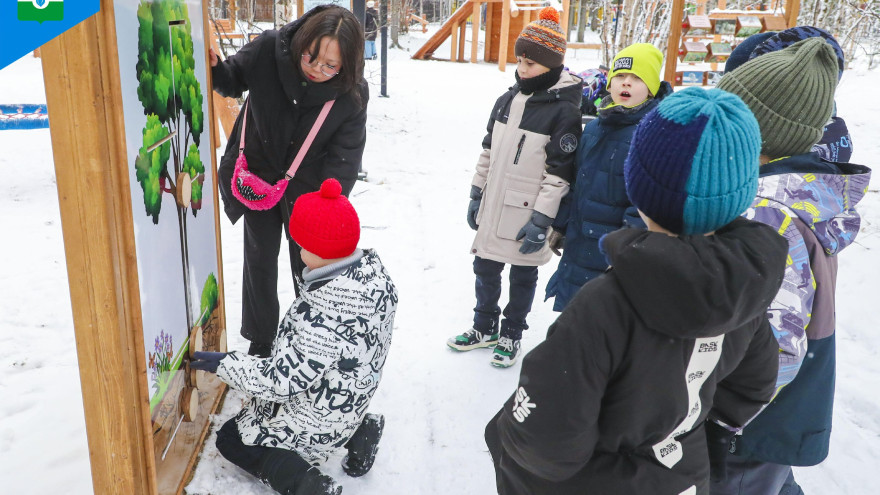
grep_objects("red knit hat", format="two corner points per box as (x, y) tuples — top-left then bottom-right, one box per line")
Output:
(289, 179), (360, 259)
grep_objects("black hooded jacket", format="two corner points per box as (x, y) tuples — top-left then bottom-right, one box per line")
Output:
(486, 218), (788, 494)
(212, 5), (369, 225)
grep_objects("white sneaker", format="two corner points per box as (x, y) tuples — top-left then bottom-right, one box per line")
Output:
(447, 328), (499, 351)
(490, 337), (521, 367)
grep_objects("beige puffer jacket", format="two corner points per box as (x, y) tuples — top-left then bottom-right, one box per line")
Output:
(471, 70), (582, 266)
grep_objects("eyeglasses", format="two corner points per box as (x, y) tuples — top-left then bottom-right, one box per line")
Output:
(301, 53), (339, 78)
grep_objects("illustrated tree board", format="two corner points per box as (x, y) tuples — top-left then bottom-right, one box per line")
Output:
(41, 0), (227, 493)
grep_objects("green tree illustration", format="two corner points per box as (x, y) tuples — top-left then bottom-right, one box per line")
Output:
(199, 273), (218, 327)
(133, 0), (208, 333)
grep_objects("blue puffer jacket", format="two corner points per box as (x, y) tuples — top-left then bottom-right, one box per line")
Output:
(545, 82), (672, 312)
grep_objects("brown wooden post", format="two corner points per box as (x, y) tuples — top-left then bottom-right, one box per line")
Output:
(471, 1), (481, 63)
(40, 3), (157, 493)
(784, 0), (800, 27)
(451, 20), (460, 61)
(484, 1), (494, 61)
(297, 0), (304, 17)
(459, 18), (467, 61)
(498, 0), (511, 71)
(664, 0), (685, 85)
(561, 0), (570, 40)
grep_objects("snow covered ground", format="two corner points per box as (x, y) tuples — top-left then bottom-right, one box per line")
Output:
(1, 26), (878, 494)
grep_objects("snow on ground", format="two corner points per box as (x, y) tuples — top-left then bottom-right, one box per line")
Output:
(1, 26), (879, 494)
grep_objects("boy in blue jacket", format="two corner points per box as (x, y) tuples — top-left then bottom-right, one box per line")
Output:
(545, 43), (672, 311)
(713, 37), (872, 495)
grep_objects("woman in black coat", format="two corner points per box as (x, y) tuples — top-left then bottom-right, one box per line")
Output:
(210, 5), (369, 357)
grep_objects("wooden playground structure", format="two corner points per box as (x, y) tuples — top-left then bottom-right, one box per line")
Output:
(664, 0), (801, 87)
(415, 0), (803, 78)
(413, 0), (588, 71)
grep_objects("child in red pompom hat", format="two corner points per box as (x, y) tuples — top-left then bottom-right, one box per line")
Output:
(197, 178), (398, 493)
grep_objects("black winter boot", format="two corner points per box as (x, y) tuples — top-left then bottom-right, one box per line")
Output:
(293, 467), (342, 495)
(342, 413), (385, 477)
(257, 449), (341, 495)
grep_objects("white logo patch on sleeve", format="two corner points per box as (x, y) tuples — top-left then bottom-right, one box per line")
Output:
(512, 386), (537, 423)
(560, 133), (578, 154)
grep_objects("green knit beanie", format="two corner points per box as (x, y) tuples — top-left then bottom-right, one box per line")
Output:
(717, 37), (838, 158)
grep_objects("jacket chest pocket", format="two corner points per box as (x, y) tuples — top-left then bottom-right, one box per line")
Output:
(497, 189), (538, 240)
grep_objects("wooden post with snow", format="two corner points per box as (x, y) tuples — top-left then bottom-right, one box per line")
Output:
(498, 0), (512, 71)
(39, 0), (227, 493)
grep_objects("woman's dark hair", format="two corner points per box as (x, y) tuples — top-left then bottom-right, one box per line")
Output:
(291, 6), (365, 105)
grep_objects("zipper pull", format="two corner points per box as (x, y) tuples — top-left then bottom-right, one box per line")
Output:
(514, 135), (526, 165)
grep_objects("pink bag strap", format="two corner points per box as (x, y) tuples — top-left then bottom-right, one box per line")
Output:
(238, 99), (336, 180)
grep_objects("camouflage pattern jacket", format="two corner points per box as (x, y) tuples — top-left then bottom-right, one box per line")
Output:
(742, 153), (870, 392)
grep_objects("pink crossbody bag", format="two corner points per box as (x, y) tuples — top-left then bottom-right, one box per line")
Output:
(232, 99), (335, 210)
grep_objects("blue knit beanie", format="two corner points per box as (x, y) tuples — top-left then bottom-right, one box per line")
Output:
(724, 31), (775, 73)
(750, 26), (845, 80)
(624, 87), (761, 235)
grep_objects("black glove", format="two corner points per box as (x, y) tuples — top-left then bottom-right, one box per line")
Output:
(516, 211), (553, 254)
(705, 420), (736, 483)
(467, 185), (482, 231)
(190, 351), (228, 374)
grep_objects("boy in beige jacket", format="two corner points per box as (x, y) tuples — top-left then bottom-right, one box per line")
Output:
(447, 8), (581, 367)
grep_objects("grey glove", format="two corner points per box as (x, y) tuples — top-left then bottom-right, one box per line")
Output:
(467, 185), (482, 231)
(516, 211), (553, 254)
(548, 229), (564, 256)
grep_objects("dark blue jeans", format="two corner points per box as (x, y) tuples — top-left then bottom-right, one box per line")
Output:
(473, 256), (538, 340)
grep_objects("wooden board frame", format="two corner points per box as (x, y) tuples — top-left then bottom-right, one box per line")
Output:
(40, 1), (227, 493)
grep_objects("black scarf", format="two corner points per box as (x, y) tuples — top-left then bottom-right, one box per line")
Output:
(515, 65), (563, 95)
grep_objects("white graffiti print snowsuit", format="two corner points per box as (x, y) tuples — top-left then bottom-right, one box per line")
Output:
(217, 250), (397, 464)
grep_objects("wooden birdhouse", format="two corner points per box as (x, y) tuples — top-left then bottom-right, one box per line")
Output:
(683, 14), (712, 37)
(707, 42), (733, 63)
(676, 70), (705, 86)
(680, 41), (709, 63)
(736, 16), (764, 37)
(713, 18), (737, 36)
(762, 15), (788, 32)
(704, 71), (724, 86)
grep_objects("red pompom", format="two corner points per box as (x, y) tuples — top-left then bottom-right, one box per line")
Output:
(320, 178), (343, 198)
(539, 7), (560, 24)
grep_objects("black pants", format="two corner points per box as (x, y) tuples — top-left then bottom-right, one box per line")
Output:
(473, 256), (539, 340)
(241, 206), (306, 345)
(216, 417), (313, 493)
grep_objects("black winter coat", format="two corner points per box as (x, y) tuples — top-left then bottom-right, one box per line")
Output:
(212, 7), (369, 226)
(365, 8), (379, 41)
(486, 218), (788, 495)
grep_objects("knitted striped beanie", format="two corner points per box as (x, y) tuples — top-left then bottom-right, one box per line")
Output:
(624, 87), (761, 235)
(514, 7), (566, 69)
